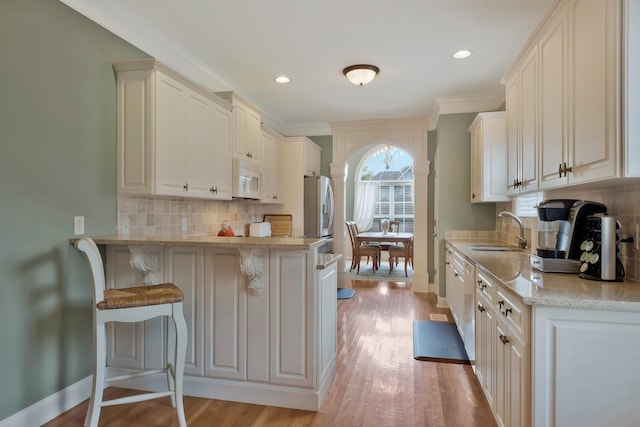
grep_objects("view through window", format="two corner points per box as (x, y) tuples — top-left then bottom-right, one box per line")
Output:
(358, 145), (414, 233)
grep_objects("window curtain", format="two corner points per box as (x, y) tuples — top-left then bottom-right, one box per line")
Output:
(353, 181), (378, 231)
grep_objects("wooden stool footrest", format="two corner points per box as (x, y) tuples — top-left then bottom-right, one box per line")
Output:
(101, 391), (174, 407)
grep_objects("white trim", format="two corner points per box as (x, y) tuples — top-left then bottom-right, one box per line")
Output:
(0, 376), (92, 427)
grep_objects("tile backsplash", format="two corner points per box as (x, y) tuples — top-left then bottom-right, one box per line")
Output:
(496, 184), (640, 282)
(117, 195), (275, 236)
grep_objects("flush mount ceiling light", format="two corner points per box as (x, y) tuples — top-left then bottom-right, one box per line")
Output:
(453, 50), (472, 59)
(274, 75), (290, 83)
(343, 64), (380, 86)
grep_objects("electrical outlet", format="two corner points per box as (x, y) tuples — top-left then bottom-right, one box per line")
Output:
(121, 218), (130, 234)
(74, 216), (85, 235)
(181, 217), (188, 232)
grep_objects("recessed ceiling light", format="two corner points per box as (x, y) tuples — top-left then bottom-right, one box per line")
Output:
(453, 50), (472, 59)
(274, 76), (290, 83)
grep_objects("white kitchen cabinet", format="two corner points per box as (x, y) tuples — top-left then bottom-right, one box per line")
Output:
(468, 112), (509, 202)
(534, 306), (640, 427)
(505, 48), (538, 195)
(317, 262), (337, 383)
(260, 125), (285, 204)
(304, 139), (322, 177)
(163, 246), (205, 376)
(473, 269), (531, 427)
(203, 248), (247, 380)
(216, 91), (263, 164)
(269, 249), (315, 388)
(507, 0), (640, 193)
(538, 3), (570, 190)
(114, 59), (233, 200)
(282, 137), (323, 236)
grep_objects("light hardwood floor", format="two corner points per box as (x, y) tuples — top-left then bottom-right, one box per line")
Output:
(44, 280), (496, 426)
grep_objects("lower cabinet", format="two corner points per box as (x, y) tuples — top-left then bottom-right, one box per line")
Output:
(474, 269), (531, 427)
(533, 306), (640, 427)
(104, 244), (337, 410)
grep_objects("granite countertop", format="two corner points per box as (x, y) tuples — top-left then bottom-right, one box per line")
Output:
(446, 238), (640, 312)
(70, 234), (329, 250)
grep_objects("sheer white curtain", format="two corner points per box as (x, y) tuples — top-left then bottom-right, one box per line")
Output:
(353, 181), (378, 231)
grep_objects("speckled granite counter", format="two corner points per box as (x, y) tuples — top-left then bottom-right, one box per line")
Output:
(446, 239), (640, 312)
(317, 253), (342, 270)
(70, 234), (329, 250)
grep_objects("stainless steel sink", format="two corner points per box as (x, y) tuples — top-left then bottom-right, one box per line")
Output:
(469, 245), (522, 252)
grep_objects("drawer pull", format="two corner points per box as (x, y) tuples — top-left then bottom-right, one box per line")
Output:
(504, 307), (512, 317)
(499, 334), (509, 345)
(477, 280), (487, 290)
(497, 300), (504, 309)
(477, 304), (485, 313)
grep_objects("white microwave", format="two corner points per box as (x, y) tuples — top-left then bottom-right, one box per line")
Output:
(232, 158), (262, 200)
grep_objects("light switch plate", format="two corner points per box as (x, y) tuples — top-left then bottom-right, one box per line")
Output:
(74, 216), (85, 235)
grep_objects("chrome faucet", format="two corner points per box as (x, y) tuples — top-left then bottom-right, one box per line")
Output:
(498, 211), (527, 249)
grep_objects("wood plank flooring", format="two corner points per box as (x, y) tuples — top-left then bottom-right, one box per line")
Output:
(43, 280), (496, 426)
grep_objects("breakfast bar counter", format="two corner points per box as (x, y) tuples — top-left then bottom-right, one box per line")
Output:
(77, 234), (340, 411)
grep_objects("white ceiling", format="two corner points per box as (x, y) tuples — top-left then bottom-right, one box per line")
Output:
(61, 0), (554, 135)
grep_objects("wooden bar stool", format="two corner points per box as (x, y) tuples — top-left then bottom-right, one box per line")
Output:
(74, 238), (188, 427)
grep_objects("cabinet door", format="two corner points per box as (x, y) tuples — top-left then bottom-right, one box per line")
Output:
(505, 81), (520, 195)
(475, 292), (495, 410)
(539, 6), (569, 189)
(269, 250), (315, 388)
(260, 130), (274, 202)
(304, 139), (321, 177)
(203, 248), (246, 380)
(494, 316), (509, 427)
(508, 333), (530, 427)
(155, 72), (188, 196)
(185, 89), (215, 198)
(272, 137), (286, 203)
(246, 108), (262, 164)
(164, 246), (204, 376)
(470, 121), (482, 202)
(519, 49), (538, 191)
(569, 0), (618, 183)
(210, 105), (233, 199)
(318, 263), (337, 380)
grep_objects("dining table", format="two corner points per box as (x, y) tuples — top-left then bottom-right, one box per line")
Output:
(356, 231), (414, 270)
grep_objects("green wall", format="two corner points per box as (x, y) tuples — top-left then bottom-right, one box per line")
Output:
(0, 0), (149, 419)
(435, 113), (497, 296)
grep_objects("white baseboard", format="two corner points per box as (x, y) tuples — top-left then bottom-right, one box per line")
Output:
(437, 296), (448, 308)
(0, 376), (92, 427)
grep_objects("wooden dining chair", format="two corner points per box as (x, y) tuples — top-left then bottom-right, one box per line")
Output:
(388, 236), (413, 277)
(346, 221), (380, 273)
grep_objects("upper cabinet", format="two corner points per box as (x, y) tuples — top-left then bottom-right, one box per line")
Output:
(505, 48), (538, 195)
(304, 139), (322, 177)
(114, 59), (233, 200)
(215, 91), (263, 164)
(469, 112), (509, 203)
(260, 125), (286, 204)
(503, 0), (639, 193)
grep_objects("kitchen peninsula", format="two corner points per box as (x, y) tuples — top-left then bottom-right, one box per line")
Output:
(75, 234), (341, 411)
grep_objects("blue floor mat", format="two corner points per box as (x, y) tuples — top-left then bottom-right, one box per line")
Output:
(337, 288), (356, 300)
(413, 320), (470, 364)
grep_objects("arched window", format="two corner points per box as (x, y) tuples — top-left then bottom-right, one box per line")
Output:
(354, 145), (414, 232)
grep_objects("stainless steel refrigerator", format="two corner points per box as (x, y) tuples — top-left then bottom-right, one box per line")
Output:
(304, 175), (334, 242)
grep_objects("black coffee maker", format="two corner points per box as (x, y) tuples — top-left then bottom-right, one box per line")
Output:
(536, 199), (607, 260)
(533, 199), (608, 273)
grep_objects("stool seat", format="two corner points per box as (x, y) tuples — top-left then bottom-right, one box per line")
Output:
(98, 283), (183, 310)
(75, 238), (188, 427)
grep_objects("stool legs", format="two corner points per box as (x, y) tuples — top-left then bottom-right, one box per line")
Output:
(173, 303), (188, 427)
(85, 323), (106, 427)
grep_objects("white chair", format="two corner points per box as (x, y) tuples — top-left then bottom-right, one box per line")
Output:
(74, 238), (188, 427)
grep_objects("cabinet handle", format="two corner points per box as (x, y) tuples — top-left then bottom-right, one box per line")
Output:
(246, 152), (253, 159)
(183, 183), (189, 191)
(445, 261), (450, 265)
(210, 186), (217, 194)
(472, 193), (477, 199)
(504, 307), (512, 317)
(497, 300), (504, 309)
(454, 272), (459, 277)
(499, 334), (510, 345)
(562, 162), (572, 176)
(272, 195), (278, 200)
(477, 304), (485, 313)
(477, 280), (486, 290)
(558, 162), (563, 178)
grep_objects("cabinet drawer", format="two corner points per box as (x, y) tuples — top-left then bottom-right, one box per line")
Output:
(496, 286), (530, 342)
(476, 270), (496, 304)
